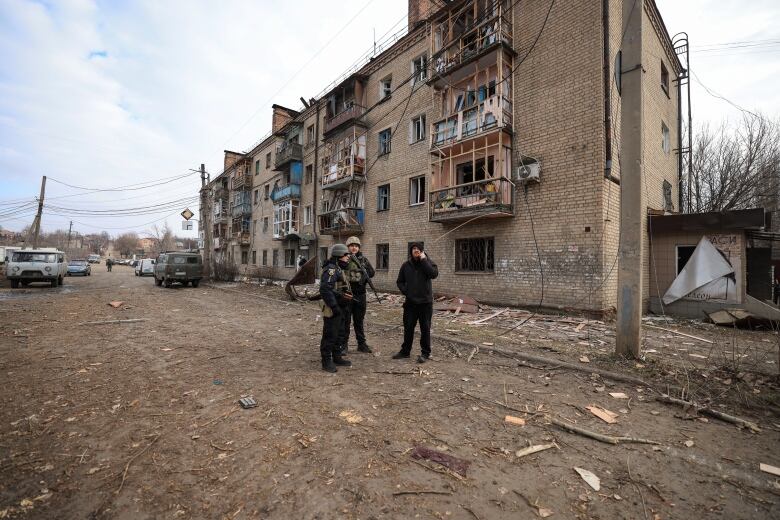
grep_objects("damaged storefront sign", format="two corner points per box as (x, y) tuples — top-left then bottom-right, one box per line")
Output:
(663, 236), (739, 305)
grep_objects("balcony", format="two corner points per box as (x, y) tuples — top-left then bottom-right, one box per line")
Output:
(231, 174), (252, 191)
(319, 208), (364, 236)
(270, 183), (301, 203)
(324, 104), (366, 136)
(431, 95), (512, 150)
(430, 9), (512, 83)
(274, 143), (303, 170)
(231, 202), (251, 218)
(233, 232), (251, 245)
(321, 155), (366, 189)
(429, 177), (514, 223)
(213, 185), (229, 200)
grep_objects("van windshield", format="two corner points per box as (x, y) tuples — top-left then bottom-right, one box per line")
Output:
(12, 252), (56, 263)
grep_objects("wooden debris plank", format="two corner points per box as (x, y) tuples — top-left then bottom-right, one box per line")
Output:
(643, 324), (713, 344)
(468, 308), (509, 325)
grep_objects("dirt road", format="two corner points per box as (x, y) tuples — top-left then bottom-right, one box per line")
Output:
(1, 267), (778, 519)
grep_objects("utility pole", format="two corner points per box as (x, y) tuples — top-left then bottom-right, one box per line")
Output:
(616, 0), (644, 358)
(200, 163), (211, 277)
(31, 175), (47, 248)
(66, 221), (73, 251)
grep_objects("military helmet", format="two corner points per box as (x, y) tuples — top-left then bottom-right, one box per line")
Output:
(330, 243), (349, 258)
(346, 236), (361, 247)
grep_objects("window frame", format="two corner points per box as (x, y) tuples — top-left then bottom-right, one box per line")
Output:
(377, 184), (390, 212)
(409, 175), (426, 206)
(379, 75), (392, 99)
(410, 114), (426, 143)
(272, 249), (279, 267)
(660, 60), (670, 97)
(455, 237), (495, 273)
(262, 249), (268, 266)
(241, 251), (248, 265)
(265, 152), (272, 168)
(305, 164), (313, 185)
(378, 128), (392, 156)
(661, 121), (671, 155)
(284, 248), (296, 268)
(376, 243), (390, 271)
(412, 54), (428, 84)
(304, 204), (312, 225)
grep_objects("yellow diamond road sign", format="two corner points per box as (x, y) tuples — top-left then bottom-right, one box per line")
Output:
(181, 208), (194, 221)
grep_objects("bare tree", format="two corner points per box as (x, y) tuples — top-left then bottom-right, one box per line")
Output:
(114, 232), (140, 257)
(685, 114), (780, 213)
(147, 223), (175, 253)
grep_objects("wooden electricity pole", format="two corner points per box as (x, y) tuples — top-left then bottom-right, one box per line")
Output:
(200, 163), (211, 277)
(616, 0), (644, 358)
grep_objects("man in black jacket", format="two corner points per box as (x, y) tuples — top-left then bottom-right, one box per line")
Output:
(394, 242), (438, 363)
(319, 244), (353, 373)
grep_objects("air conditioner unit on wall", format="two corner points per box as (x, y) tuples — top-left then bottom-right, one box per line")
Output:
(515, 161), (541, 185)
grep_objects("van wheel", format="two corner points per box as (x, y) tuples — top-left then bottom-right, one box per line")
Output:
(11, 280), (19, 288)
(164, 278), (172, 288)
(191, 279), (200, 288)
(154, 276), (162, 287)
(181, 281), (189, 287)
(21, 281), (30, 287)
(51, 279), (58, 288)
(58, 276), (63, 286)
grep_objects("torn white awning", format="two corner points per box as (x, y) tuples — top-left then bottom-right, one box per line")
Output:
(662, 237), (735, 305)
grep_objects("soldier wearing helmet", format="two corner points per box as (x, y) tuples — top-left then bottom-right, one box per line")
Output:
(339, 236), (376, 354)
(318, 243), (353, 373)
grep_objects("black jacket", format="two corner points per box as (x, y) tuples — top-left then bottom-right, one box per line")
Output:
(396, 250), (438, 305)
(319, 259), (348, 310)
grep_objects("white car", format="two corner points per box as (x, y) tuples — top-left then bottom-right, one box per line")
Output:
(6, 249), (68, 288)
(135, 258), (155, 276)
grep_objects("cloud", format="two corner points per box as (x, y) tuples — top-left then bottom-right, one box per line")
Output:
(0, 0), (407, 236)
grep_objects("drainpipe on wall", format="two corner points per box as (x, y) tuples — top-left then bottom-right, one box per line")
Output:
(602, 0), (620, 186)
(312, 100), (321, 263)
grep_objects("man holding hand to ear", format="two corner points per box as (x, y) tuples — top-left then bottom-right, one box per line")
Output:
(394, 242), (438, 363)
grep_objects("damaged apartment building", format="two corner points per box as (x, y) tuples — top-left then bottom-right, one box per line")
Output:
(199, 0), (684, 312)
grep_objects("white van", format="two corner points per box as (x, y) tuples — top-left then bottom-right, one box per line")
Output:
(6, 249), (68, 288)
(135, 258), (155, 276)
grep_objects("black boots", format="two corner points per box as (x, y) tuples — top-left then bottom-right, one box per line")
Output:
(357, 344), (373, 353)
(392, 351), (410, 359)
(417, 354), (429, 364)
(333, 356), (352, 367)
(321, 358), (337, 373)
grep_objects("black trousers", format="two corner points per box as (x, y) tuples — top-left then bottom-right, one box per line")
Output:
(340, 293), (367, 354)
(320, 309), (345, 361)
(401, 302), (433, 356)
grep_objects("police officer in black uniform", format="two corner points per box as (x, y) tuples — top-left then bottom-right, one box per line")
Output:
(319, 244), (353, 373)
(340, 236), (376, 354)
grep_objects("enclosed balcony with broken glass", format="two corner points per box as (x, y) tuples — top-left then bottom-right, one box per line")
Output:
(429, 138), (514, 222)
(323, 74), (367, 136)
(428, 0), (513, 85)
(319, 189), (364, 236)
(273, 200), (300, 240)
(321, 127), (367, 190)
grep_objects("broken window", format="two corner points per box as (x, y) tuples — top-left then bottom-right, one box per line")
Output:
(266, 152), (272, 168)
(255, 159), (260, 175)
(263, 217), (268, 233)
(410, 175), (426, 205)
(410, 114), (426, 143)
(676, 245), (696, 274)
(252, 250), (257, 264)
(262, 249), (268, 266)
(241, 251), (248, 265)
(285, 249), (296, 267)
(304, 205), (312, 225)
(377, 184), (390, 211)
(254, 189), (259, 204)
(456, 238), (494, 272)
(264, 184), (270, 200)
(306, 124), (315, 147)
(380, 76), (392, 99)
(662, 121), (670, 154)
(376, 243), (390, 270)
(378, 128), (392, 156)
(412, 54), (428, 84)
(272, 249), (279, 267)
(305, 164), (313, 184)
(661, 61), (669, 96)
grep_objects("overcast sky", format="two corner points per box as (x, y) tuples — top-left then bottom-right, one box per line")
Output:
(1, 0), (778, 236)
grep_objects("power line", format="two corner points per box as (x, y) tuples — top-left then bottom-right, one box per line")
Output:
(691, 70), (760, 119)
(47, 171), (197, 193)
